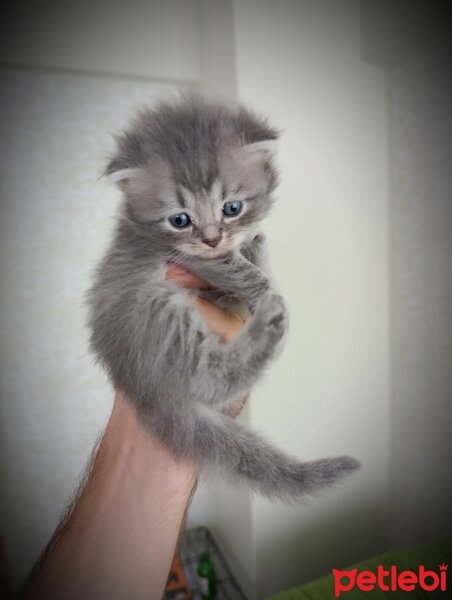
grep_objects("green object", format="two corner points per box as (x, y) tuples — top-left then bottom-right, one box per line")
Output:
(197, 551), (218, 599)
(266, 540), (452, 599)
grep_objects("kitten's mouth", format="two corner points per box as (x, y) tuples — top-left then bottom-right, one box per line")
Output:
(180, 241), (232, 259)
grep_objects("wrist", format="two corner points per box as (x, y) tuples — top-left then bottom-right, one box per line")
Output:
(101, 391), (198, 491)
(22, 391), (198, 600)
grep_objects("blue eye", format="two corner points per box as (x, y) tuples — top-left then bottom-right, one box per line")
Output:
(222, 200), (243, 216)
(169, 213), (191, 228)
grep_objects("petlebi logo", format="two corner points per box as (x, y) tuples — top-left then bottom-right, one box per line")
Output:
(333, 562), (448, 597)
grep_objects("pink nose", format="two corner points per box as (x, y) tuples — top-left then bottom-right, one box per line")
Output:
(203, 236), (221, 248)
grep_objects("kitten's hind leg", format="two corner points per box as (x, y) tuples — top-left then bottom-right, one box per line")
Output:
(112, 282), (284, 412)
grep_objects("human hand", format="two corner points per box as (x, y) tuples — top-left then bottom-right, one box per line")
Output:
(165, 264), (245, 343)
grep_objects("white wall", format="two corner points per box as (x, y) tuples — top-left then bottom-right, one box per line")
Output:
(232, 1), (390, 596)
(0, 1), (200, 82)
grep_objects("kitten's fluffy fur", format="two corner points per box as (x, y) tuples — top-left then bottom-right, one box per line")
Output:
(87, 95), (359, 500)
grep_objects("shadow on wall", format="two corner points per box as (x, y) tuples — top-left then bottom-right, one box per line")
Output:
(254, 494), (388, 597)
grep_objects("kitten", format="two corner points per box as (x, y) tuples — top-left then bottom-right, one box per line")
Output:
(87, 94), (360, 500)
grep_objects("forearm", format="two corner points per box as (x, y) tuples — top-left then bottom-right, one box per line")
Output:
(23, 392), (198, 600)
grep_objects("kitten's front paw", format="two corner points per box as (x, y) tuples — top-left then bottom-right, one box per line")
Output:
(252, 291), (287, 343)
(252, 233), (265, 248)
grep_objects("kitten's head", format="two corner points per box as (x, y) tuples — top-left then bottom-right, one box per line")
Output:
(106, 94), (279, 258)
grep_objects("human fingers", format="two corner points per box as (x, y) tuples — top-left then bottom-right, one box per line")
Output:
(227, 393), (249, 418)
(195, 298), (246, 342)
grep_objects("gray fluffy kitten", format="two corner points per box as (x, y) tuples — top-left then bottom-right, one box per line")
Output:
(87, 95), (360, 501)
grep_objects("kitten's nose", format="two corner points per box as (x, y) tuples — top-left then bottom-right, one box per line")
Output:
(202, 236), (222, 248)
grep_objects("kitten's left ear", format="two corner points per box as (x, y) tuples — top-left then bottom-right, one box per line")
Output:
(241, 139), (277, 161)
(107, 167), (141, 186)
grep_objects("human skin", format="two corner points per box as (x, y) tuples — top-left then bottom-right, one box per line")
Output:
(21, 265), (247, 600)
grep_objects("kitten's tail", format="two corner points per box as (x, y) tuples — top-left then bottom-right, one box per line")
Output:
(190, 405), (360, 501)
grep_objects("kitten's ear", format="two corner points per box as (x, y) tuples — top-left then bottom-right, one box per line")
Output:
(103, 158), (174, 221)
(242, 139), (277, 160)
(106, 167), (141, 187)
